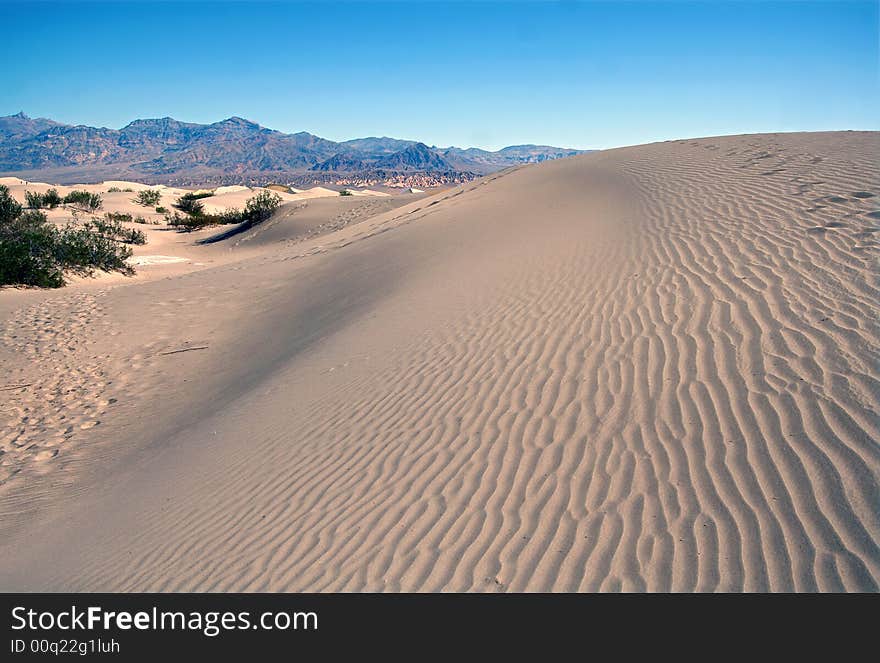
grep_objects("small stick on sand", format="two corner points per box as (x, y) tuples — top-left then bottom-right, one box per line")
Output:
(0, 384), (31, 391)
(158, 346), (209, 356)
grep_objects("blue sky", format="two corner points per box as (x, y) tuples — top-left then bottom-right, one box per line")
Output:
(1, 1), (877, 150)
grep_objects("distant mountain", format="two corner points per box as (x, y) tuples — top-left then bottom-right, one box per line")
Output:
(0, 112), (588, 185)
(439, 144), (585, 173)
(374, 143), (454, 170)
(0, 112), (62, 141)
(312, 142), (454, 173)
(338, 137), (417, 154)
(311, 152), (370, 172)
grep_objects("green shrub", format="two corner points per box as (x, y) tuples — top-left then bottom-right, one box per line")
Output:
(63, 190), (102, 211)
(339, 189), (353, 196)
(167, 191), (281, 235)
(165, 206), (247, 232)
(0, 185), (133, 288)
(25, 191), (44, 209)
(217, 208), (246, 224)
(155, 206), (167, 213)
(52, 224), (133, 278)
(244, 190), (282, 224)
(107, 187), (122, 193)
(165, 211), (212, 231)
(88, 216), (146, 245)
(0, 185), (22, 222)
(135, 189), (162, 207)
(104, 211), (133, 223)
(1, 211), (67, 287)
(174, 193), (206, 216)
(43, 188), (61, 208)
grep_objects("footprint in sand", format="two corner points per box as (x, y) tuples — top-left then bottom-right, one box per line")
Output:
(851, 191), (875, 199)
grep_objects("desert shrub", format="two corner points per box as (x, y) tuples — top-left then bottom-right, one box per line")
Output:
(0, 210), (67, 287)
(52, 224), (133, 277)
(244, 190), (282, 224)
(167, 192), (281, 235)
(63, 190), (102, 211)
(0, 186), (133, 287)
(107, 187), (121, 193)
(217, 208), (246, 224)
(135, 189), (162, 207)
(88, 216), (146, 245)
(165, 211), (212, 231)
(0, 185), (23, 222)
(155, 206), (167, 213)
(133, 215), (156, 225)
(25, 191), (44, 209)
(104, 211), (133, 223)
(43, 188), (61, 208)
(165, 206), (247, 232)
(174, 193), (206, 216)
(339, 189), (353, 196)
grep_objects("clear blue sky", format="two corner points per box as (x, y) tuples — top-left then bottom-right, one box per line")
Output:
(2, 1), (877, 150)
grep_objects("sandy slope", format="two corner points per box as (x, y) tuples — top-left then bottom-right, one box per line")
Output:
(0, 179), (390, 221)
(0, 132), (877, 592)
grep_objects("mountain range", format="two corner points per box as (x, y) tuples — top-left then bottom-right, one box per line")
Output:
(0, 112), (587, 187)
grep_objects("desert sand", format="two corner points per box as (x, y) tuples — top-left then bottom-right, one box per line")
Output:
(0, 179), (389, 220)
(0, 132), (877, 592)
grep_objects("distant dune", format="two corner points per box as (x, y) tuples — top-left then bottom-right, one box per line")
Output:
(0, 132), (877, 591)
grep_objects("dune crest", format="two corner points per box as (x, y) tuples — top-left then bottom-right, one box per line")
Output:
(1, 132), (877, 592)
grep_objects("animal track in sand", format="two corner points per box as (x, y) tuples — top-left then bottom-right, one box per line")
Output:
(0, 292), (129, 495)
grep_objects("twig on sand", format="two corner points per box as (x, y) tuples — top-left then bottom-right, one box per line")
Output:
(0, 384), (31, 391)
(158, 346), (209, 356)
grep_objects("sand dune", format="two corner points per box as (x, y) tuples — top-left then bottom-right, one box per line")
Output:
(0, 132), (877, 592)
(2, 179), (389, 220)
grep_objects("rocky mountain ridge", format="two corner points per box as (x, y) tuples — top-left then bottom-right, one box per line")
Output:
(0, 112), (588, 186)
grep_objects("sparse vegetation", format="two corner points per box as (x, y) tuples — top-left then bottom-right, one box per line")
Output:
(0, 185), (23, 221)
(339, 189), (353, 196)
(89, 216), (146, 245)
(43, 188), (62, 208)
(104, 211), (132, 223)
(164, 208), (239, 232)
(0, 185), (133, 288)
(107, 187), (122, 193)
(63, 190), (102, 211)
(155, 206), (167, 213)
(174, 193), (206, 216)
(24, 189), (62, 209)
(166, 191), (281, 234)
(164, 211), (212, 232)
(25, 191), (43, 209)
(244, 190), (282, 224)
(135, 189), (162, 207)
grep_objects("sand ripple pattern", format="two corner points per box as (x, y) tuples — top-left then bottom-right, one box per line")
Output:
(5, 133), (878, 592)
